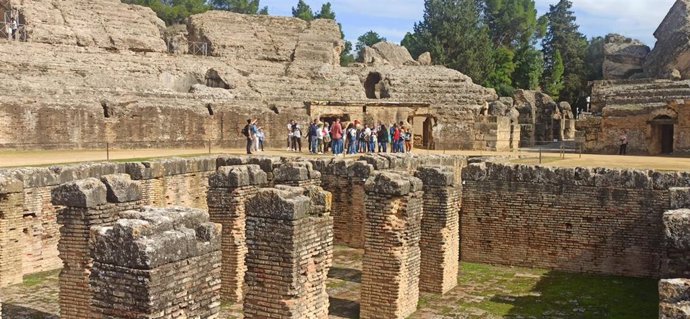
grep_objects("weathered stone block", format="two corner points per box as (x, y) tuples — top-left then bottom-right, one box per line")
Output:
(51, 178), (107, 208)
(0, 175), (22, 194)
(415, 166), (454, 187)
(365, 171), (422, 196)
(660, 278), (690, 319)
(209, 165), (267, 188)
(100, 174), (141, 203)
(671, 188), (690, 209)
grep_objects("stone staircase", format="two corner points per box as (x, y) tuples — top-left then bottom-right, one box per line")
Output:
(592, 79), (690, 110)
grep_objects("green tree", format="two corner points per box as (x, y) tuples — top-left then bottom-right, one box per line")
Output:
(545, 50), (565, 96)
(356, 31), (387, 55)
(292, 0), (314, 21)
(123, 0), (209, 25)
(315, 2), (335, 19)
(541, 0), (588, 104)
(258, 6), (269, 15)
(402, 0), (495, 84)
(212, 0), (264, 14)
(485, 46), (516, 96)
(585, 36), (605, 81)
(512, 44), (544, 90)
(341, 40), (356, 66)
(483, 0), (541, 48)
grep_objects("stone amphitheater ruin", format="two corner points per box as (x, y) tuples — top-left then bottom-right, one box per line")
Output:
(2, 0), (690, 318)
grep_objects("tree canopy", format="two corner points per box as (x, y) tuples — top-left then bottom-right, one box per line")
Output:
(355, 31), (387, 57)
(292, 0), (314, 21)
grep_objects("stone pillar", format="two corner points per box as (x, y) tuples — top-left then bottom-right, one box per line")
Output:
(90, 207), (222, 318)
(125, 161), (164, 206)
(0, 175), (24, 288)
(319, 159), (353, 246)
(52, 175), (141, 319)
(415, 166), (460, 294)
(207, 165), (267, 302)
(244, 186), (333, 319)
(659, 278), (690, 318)
(274, 162), (321, 187)
(361, 172), (424, 319)
(346, 161), (374, 248)
(661, 209), (690, 278)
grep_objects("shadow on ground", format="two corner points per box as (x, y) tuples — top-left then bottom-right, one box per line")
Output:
(328, 296), (359, 319)
(2, 304), (58, 319)
(328, 267), (362, 283)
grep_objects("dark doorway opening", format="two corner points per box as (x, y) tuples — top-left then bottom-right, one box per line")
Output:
(409, 116), (435, 150)
(364, 72), (388, 99)
(651, 115), (675, 155)
(319, 114), (351, 127)
(661, 124), (674, 154)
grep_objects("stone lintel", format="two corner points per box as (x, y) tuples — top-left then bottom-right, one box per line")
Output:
(209, 165), (267, 188)
(274, 162), (321, 183)
(0, 175), (23, 194)
(348, 161), (375, 180)
(246, 187), (311, 221)
(365, 171), (423, 196)
(51, 178), (108, 208)
(415, 166), (455, 187)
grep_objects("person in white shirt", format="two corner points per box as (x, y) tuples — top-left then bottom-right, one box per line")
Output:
(287, 120), (294, 151)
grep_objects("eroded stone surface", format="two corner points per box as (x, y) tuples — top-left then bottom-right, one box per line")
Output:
(51, 178), (107, 208)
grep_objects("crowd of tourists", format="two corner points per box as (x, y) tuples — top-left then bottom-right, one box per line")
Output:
(286, 118), (413, 156)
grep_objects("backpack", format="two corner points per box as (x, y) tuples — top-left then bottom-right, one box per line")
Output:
(242, 125), (250, 137)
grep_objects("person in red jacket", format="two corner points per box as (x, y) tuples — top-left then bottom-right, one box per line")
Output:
(330, 118), (344, 156)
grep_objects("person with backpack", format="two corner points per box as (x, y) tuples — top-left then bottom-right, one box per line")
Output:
(346, 123), (357, 154)
(308, 119), (319, 154)
(242, 119), (253, 155)
(368, 124), (377, 153)
(378, 124), (389, 153)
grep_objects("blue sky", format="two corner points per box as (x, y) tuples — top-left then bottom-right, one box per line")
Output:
(261, 0), (675, 48)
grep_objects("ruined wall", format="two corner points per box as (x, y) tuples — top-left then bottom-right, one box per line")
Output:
(462, 162), (690, 278)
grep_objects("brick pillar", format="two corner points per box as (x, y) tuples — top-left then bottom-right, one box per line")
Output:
(244, 186), (333, 319)
(125, 161), (164, 206)
(346, 161), (374, 248)
(52, 175), (141, 319)
(90, 207), (222, 318)
(274, 162), (322, 187)
(361, 172), (424, 319)
(0, 175), (24, 288)
(207, 164), (267, 302)
(320, 159), (354, 246)
(415, 166), (460, 294)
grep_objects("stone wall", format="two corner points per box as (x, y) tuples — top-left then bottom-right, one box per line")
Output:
(462, 161), (690, 277)
(90, 207), (221, 318)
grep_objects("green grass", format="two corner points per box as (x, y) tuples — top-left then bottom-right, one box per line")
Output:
(22, 269), (60, 287)
(457, 262), (658, 318)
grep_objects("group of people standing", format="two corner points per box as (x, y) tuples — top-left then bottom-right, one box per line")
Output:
(242, 119), (266, 155)
(287, 118), (413, 156)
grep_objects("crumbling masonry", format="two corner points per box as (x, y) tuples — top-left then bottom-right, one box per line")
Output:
(361, 171), (424, 319)
(90, 207), (222, 318)
(0, 176), (23, 288)
(243, 185), (333, 318)
(207, 164), (267, 302)
(53, 174), (142, 318)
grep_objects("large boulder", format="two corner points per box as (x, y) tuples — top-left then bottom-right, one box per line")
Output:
(360, 41), (417, 66)
(15, 0), (167, 52)
(603, 34), (650, 79)
(644, 0), (690, 79)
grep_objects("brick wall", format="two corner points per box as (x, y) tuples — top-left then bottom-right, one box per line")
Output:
(461, 162), (690, 278)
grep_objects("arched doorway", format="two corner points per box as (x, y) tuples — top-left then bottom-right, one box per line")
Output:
(651, 115), (675, 154)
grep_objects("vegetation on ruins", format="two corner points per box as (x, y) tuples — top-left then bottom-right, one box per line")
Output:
(123, 0), (267, 25)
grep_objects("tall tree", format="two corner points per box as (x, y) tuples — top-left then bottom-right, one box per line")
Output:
(356, 31), (386, 53)
(292, 0), (314, 21)
(402, 0), (495, 84)
(485, 46), (516, 96)
(315, 2), (335, 19)
(212, 0), (265, 14)
(544, 50), (565, 96)
(483, 0), (540, 48)
(123, 0), (209, 25)
(512, 44), (544, 90)
(541, 0), (587, 104)
(585, 36), (605, 81)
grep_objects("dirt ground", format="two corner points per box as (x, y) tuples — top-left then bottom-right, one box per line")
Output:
(1, 147), (690, 171)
